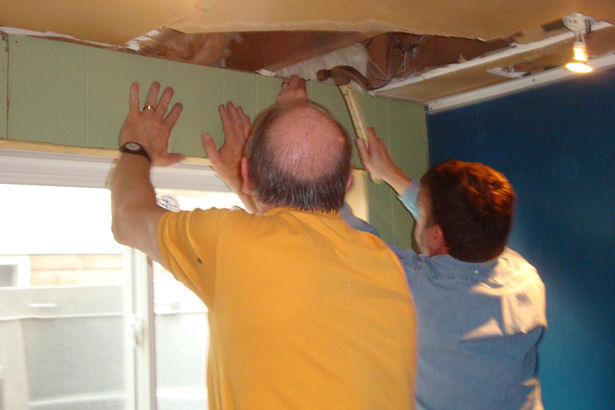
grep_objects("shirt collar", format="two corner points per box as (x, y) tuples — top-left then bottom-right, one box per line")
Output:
(425, 253), (499, 284)
(264, 206), (341, 218)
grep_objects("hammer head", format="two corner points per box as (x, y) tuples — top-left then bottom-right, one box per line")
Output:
(317, 65), (370, 89)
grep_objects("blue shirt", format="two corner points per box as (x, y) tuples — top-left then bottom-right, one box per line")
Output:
(343, 182), (547, 409)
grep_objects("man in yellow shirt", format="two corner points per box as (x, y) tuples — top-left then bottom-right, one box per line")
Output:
(110, 80), (416, 409)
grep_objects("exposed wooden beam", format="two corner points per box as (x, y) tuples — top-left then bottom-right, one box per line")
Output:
(225, 31), (376, 72)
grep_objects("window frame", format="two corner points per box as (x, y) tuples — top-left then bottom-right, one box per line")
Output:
(0, 148), (231, 410)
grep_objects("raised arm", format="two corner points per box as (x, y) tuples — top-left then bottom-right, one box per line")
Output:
(110, 81), (184, 263)
(201, 102), (256, 213)
(355, 127), (412, 195)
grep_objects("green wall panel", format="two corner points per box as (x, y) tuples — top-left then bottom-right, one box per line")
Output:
(388, 99), (428, 178)
(8, 36), (87, 146)
(360, 95), (429, 248)
(363, 94), (394, 243)
(0, 34), (7, 139)
(1, 34), (428, 249)
(387, 99), (428, 249)
(168, 61), (224, 156)
(87, 47), (167, 149)
(256, 75), (282, 113)
(222, 70), (258, 120)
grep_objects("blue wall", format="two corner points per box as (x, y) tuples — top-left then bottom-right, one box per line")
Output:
(426, 67), (615, 409)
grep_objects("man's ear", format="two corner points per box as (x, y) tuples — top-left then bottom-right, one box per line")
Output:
(241, 157), (253, 196)
(428, 224), (448, 256)
(345, 173), (353, 193)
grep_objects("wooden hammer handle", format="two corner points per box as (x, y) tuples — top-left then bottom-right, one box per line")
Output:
(338, 84), (368, 143)
(338, 84), (380, 183)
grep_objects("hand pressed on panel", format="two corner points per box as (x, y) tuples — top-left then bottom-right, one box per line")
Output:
(118, 81), (184, 167)
(201, 102), (251, 194)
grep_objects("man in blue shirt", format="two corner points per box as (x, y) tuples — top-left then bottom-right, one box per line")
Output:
(355, 129), (547, 409)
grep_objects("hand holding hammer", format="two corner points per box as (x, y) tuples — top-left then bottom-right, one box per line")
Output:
(317, 66), (379, 182)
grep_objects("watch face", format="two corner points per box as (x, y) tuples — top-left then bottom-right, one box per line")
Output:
(124, 142), (141, 151)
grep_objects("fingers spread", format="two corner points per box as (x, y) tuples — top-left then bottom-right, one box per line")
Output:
(220, 102), (251, 145)
(201, 133), (220, 162)
(144, 81), (161, 108)
(236, 106), (252, 135)
(164, 103), (183, 128)
(129, 82), (140, 113)
(219, 104), (232, 135)
(156, 87), (174, 117)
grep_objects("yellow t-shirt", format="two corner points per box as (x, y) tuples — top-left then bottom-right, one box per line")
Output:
(158, 207), (416, 409)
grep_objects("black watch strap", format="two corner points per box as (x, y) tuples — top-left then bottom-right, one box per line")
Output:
(120, 142), (151, 162)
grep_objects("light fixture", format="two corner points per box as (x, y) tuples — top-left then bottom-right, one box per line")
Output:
(563, 13), (593, 73)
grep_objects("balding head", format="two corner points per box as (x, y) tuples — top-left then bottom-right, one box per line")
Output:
(246, 99), (352, 212)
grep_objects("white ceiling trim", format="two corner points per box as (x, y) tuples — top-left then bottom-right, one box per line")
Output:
(425, 52), (615, 113)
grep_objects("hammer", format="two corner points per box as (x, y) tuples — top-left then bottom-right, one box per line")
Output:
(317, 66), (379, 181)
(317, 66), (370, 144)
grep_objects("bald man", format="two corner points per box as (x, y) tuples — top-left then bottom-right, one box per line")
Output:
(110, 81), (416, 409)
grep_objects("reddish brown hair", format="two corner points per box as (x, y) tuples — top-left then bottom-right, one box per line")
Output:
(421, 160), (515, 262)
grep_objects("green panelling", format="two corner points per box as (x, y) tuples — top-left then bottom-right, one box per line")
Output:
(256, 75), (282, 113)
(222, 70), (257, 120)
(363, 93), (394, 243)
(391, 199), (415, 249)
(388, 99), (428, 178)
(169, 61), (224, 157)
(387, 99), (428, 249)
(363, 93), (389, 138)
(0, 34), (7, 139)
(361, 94), (428, 247)
(8, 35), (87, 146)
(2, 34), (429, 248)
(87, 47), (168, 149)
(367, 181), (395, 243)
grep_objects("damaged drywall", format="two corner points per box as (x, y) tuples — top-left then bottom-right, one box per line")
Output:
(2, 0), (614, 45)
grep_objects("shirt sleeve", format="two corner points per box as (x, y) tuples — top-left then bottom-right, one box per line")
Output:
(397, 179), (421, 221)
(157, 208), (228, 307)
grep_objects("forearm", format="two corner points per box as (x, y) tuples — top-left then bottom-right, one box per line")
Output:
(212, 168), (256, 213)
(356, 128), (412, 195)
(381, 165), (413, 195)
(111, 154), (166, 262)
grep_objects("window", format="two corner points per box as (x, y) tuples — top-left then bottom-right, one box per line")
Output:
(0, 149), (239, 410)
(152, 189), (241, 410)
(0, 256), (30, 287)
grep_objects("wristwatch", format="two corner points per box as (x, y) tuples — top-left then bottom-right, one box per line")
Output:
(120, 142), (151, 162)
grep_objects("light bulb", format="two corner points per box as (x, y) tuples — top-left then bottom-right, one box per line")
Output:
(566, 40), (593, 73)
(565, 62), (593, 73)
(572, 41), (589, 62)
